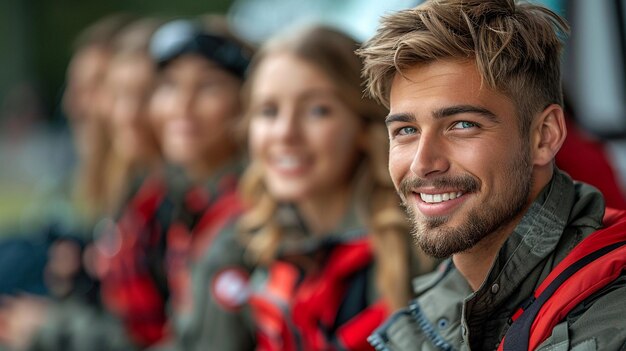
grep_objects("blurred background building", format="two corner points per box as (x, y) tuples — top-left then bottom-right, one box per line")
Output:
(0, 0), (624, 232)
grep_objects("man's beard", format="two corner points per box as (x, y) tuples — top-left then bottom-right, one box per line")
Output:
(398, 148), (533, 258)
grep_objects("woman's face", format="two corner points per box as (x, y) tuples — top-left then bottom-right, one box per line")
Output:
(104, 54), (158, 162)
(248, 53), (364, 203)
(150, 54), (241, 167)
(64, 45), (110, 122)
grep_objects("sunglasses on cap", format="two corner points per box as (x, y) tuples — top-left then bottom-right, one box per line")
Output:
(149, 19), (251, 78)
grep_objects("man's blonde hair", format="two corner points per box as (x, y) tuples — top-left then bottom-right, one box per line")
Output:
(358, 0), (569, 136)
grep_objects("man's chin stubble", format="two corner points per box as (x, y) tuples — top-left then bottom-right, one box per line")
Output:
(404, 203), (489, 258)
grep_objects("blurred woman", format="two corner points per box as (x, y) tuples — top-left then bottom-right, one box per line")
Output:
(237, 25), (432, 350)
(100, 18), (163, 214)
(62, 14), (135, 226)
(88, 17), (173, 348)
(41, 14), (134, 301)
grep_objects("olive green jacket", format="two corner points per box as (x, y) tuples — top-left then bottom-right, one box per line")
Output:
(369, 170), (626, 351)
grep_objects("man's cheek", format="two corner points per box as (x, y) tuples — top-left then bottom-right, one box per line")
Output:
(388, 156), (407, 187)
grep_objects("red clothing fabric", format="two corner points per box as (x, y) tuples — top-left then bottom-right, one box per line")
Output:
(96, 172), (242, 347)
(556, 118), (626, 208)
(166, 181), (243, 315)
(96, 175), (169, 346)
(499, 208), (626, 351)
(249, 238), (388, 351)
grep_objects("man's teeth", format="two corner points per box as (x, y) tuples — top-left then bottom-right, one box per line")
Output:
(420, 192), (463, 203)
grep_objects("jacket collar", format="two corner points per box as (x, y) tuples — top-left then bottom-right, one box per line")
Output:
(462, 169), (605, 349)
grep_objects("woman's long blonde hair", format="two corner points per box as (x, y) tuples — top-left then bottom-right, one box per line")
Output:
(238, 25), (433, 310)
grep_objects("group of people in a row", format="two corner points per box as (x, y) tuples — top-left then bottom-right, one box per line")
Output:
(2, 0), (626, 350)
(1, 10), (434, 351)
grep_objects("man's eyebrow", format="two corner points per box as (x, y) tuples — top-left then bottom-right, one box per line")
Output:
(433, 105), (499, 123)
(385, 105), (500, 125)
(385, 112), (416, 125)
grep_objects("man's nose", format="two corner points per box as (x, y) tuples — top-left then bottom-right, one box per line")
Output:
(409, 132), (450, 178)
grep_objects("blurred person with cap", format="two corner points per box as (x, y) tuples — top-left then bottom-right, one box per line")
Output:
(96, 16), (255, 350)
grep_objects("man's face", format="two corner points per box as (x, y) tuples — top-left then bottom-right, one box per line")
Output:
(387, 60), (533, 258)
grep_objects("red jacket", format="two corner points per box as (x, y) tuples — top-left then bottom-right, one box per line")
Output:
(96, 172), (242, 347)
(556, 117), (626, 208)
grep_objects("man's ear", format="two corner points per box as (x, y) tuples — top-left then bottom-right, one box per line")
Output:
(531, 104), (567, 167)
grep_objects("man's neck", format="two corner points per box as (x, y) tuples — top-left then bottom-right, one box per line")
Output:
(452, 168), (557, 291)
(452, 218), (522, 291)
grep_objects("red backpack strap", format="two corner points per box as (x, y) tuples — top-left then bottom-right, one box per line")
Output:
(499, 208), (626, 351)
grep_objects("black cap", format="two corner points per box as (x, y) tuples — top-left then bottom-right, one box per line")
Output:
(149, 19), (251, 78)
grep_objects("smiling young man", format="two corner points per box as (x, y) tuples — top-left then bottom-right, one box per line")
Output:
(358, 0), (626, 350)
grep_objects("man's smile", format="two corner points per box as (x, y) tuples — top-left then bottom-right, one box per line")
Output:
(412, 190), (470, 217)
(419, 191), (464, 203)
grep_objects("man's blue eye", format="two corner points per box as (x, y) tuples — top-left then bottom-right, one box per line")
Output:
(453, 121), (477, 129)
(397, 127), (417, 135)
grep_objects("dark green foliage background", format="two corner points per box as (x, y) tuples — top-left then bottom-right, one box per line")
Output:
(0, 0), (233, 120)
